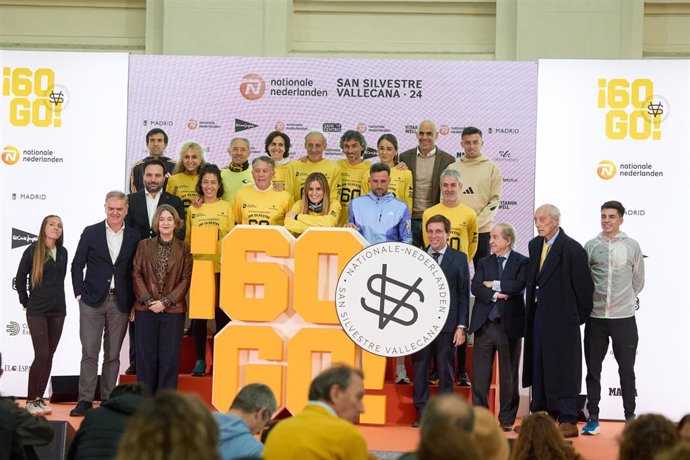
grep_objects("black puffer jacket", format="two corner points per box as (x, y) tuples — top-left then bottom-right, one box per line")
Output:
(67, 394), (146, 460)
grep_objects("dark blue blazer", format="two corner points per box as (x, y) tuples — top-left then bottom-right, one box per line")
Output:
(469, 251), (528, 340)
(436, 246), (470, 333)
(71, 221), (139, 313)
(124, 191), (185, 241)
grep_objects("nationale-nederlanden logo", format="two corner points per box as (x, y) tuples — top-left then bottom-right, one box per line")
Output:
(336, 242), (449, 357)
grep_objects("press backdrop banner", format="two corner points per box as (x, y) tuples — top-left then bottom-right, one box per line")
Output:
(0, 51), (129, 396)
(125, 56), (538, 255)
(535, 59), (690, 420)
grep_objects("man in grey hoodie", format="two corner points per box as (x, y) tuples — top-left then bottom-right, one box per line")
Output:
(216, 383), (277, 460)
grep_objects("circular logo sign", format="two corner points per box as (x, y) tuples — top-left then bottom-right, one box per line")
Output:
(336, 242), (449, 357)
(597, 160), (617, 180)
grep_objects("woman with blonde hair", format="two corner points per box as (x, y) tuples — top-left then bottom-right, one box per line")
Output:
(166, 141), (206, 210)
(284, 172), (341, 235)
(15, 215), (68, 415)
(116, 390), (219, 460)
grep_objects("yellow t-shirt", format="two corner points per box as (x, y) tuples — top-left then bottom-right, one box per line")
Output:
(185, 200), (234, 272)
(284, 200), (341, 235)
(234, 185), (293, 226)
(165, 172), (198, 210)
(272, 160), (291, 190)
(361, 166), (414, 212)
(285, 158), (342, 205)
(422, 202), (478, 260)
(337, 159), (370, 226)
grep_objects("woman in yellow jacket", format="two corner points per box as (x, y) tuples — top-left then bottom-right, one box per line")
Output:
(284, 172), (340, 235)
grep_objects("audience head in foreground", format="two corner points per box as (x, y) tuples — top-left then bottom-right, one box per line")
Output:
(618, 414), (679, 460)
(511, 412), (582, 460)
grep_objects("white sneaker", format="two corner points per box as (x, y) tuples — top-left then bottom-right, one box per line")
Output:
(395, 368), (410, 384)
(36, 399), (52, 415)
(25, 400), (45, 416)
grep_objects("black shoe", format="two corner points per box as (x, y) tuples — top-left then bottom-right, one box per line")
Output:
(456, 371), (470, 387)
(500, 423), (513, 432)
(412, 417), (421, 428)
(428, 371), (439, 385)
(69, 401), (93, 417)
(124, 364), (136, 375)
(183, 327), (192, 337)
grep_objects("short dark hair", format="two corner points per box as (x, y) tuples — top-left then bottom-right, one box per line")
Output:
(196, 163), (225, 198)
(308, 365), (363, 404)
(230, 383), (277, 418)
(110, 383), (149, 399)
(601, 200), (625, 217)
(426, 214), (451, 233)
(377, 133), (398, 151)
(340, 130), (367, 150)
(461, 126), (482, 138)
(264, 131), (291, 158)
(146, 128), (168, 144)
(369, 162), (390, 176)
(143, 158), (166, 174)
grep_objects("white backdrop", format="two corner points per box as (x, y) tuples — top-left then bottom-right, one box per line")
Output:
(535, 59), (690, 420)
(0, 51), (130, 396)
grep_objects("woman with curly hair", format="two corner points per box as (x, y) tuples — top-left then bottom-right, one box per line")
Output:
(116, 390), (219, 460)
(511, 413), (583, 460)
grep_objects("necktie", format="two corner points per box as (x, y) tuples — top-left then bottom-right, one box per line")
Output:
(432, 252), (441, 262)
(539, 241), (550, 270)
(497, 256), (505, 280)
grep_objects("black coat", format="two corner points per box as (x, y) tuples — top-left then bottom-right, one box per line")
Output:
(67, 394), (146, 460)
(15, 243), (68, 316)
(437, 247), (470, 332)
(522, 228), (594, 396)
(470, 251), (528, 340)
(125, 190), (185, 241)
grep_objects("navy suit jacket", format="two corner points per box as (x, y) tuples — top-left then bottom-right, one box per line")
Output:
(469, 251), (528, 339)
(71, 220), (139, 313)
(125, 190), (185, 241)
(436, 246), (470, 333)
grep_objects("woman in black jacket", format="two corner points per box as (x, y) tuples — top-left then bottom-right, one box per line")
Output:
(15, 215), (68, 416)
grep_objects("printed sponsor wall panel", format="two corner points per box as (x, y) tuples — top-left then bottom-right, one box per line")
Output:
(0, 51), (129, 396)
(126, 56), (538, 255)
(536, 59), (690, 420)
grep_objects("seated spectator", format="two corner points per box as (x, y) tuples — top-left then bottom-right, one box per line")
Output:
(263, 364), (370, 460)
(679, 414), (690, 441)
(417, 426), (479, 460)
(116, 390), (219, 460)
(67, 383), (148, 460)
(0, 352), (53, 460)
(511, 412), (582, 460)
(216, 383), (277, 460)
(618, 414), (679, 460)
(656, 441), (690, 460)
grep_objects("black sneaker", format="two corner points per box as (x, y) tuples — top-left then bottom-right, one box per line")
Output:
(124, 364), (136, 375)
(456, 371), (470, 387)
(69, 400), (93, 417)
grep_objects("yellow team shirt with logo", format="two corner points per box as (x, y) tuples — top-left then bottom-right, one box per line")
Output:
(361, 167), (414, 212)
(166, 172), (198, 210)
(422, 202), (478, 260)
(337, 159), (370, 226)
(285, 159), (342, 206)
(185, 200), (234, 272)
(234, 185), (293, 226)
(272, 160), (291, 190)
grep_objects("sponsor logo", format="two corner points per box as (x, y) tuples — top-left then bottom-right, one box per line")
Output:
(145, 120), (173, 127)
(405, 124), (418, 134)
(3, 364), (30, 372)
(608, 387), (638, 397)
(275, 121), (285, 131)
(235, 118), (258, 132)
(502, 177), (518, 183)
(11, 276), (30, 291)
(499, 200), (517, 210)
(11, 193), (47, 200)
(6, 322), (20, 336)
(598, 78), (666, 140)
(626, 209), (645, 216)
(493, 149), (517, 163)
(2, 67), (66, 127)
(598, 160), (663, 180)
(2, 146), (20, 165)
(322, 123), (342, 133)
(438, 124), (450, 136)
(463, 187), (474, 195)
(187, 119), (198, 129)
(12, 228), (38, 249)
(488, 128), (520, 134)
(597, 160), (617, 180)
(240, 73), (266, 101)
(357, 123), (367, 133)
(336, 242), (449, 357)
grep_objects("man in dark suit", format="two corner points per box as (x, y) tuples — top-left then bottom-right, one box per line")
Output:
(469, 223), (528, 432)
(70, 191), (140, 416)
(523, 204), (594, 438)
(399, 120), (455, 248)
(123, 158), (185, 375)
(412, 214), (470, 426)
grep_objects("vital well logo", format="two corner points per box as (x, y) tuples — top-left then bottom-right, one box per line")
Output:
(240, 73), (266, 101)
(336, 242), (449, 357)
(2, 146), (20, 165)
(597, 160), (617, 180)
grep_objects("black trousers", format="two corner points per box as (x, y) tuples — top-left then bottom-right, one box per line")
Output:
(135, 310), (184, 393)
(584, 316), (638, 420)
(411, 219), (424, 248)
(471, 320), (521, 425)
(26, 315), (64, 400)
(413, 332), (455, 413)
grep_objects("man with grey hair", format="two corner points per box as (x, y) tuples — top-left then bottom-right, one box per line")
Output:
(399, 120), (455, 247)
(469, 223), (528, 431)
(220, 137), (254, 203)
(216, 383), (277, 459)
(522, 204), (594, 438)
(263, 365), (369, 459)
(70, 191), (140, 416)
(285, 130), (342, 205)
(337, 129), (370, 226)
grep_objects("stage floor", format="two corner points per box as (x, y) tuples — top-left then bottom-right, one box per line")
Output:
(27, 400), (624, 459)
